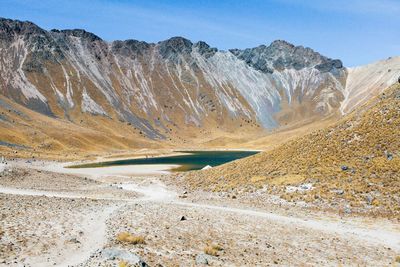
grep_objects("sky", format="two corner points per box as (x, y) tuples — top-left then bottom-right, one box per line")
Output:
(0, 0), (399, 66)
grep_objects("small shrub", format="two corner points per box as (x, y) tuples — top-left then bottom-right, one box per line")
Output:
(116, 232), (145, 245)
(211, 243), (223, 251)
(119, 261), (129, 267)
(204, 243), (223, 256)
(204, 246), (219, 256)
(395, 255), (400, 263)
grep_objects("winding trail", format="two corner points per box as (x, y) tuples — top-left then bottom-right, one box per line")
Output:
(1, 180), (399, 254)
(120, 182), (400, 252)
(52, 206), (119, 267)
(1, 161), (399, 266)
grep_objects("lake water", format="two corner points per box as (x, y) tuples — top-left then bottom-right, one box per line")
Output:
(69, 150), (259, 172)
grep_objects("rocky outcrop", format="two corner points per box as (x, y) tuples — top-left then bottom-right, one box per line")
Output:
(229, 40), (343, 74)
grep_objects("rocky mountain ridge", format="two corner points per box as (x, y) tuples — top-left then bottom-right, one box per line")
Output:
(0, 17), (398, 149)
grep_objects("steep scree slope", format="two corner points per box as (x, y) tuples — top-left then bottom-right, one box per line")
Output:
(0, 17), (399, 155)
(0, 18), (346, 137)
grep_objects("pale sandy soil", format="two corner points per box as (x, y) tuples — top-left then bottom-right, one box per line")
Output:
(0, 159), (399, 266)
(0, 194), (119, 266)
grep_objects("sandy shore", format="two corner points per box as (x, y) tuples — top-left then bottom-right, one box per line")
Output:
(47, 163), (180, 177)
(11, 159), (180, 177)
(0, 159), (399, 266)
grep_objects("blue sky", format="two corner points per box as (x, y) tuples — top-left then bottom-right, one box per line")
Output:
(1, 0), (399, 66)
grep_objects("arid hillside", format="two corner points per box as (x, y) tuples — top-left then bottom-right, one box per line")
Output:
(0, 17), (399, 158)
(184, 83), (400, 217)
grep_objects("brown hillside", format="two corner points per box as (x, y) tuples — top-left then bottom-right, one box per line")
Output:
(184, 83), (400, 217)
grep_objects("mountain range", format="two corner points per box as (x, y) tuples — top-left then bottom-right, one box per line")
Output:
(0, 17), (399, 156)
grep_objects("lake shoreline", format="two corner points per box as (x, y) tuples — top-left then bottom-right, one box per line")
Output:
(66, 150), (260, 172)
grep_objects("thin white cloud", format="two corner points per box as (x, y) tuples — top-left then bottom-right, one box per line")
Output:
(95, 1), (261, 41)
(275, 0), (400, 17)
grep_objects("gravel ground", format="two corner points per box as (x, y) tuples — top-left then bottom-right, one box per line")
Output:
(0, 194), (118, 266)
(85, 202), (397, 266)
(0, 161), (399, 266)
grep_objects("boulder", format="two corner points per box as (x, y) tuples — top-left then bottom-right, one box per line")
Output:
(195, 253), (210, 265)
(68, 237), (80, 244)
(365, 195), (374, 205)
(344, 206), (352, 214)
(385, 151), (393, 160)
(0, 163), (5, 173)
(101, 248), (147, 266)
(333, 189), (344, 195)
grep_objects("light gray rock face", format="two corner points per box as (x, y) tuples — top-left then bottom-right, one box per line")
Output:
(0, 17), (351, 135)
(101, 248), (148, 266)
(229, 40), (343, 74)
(195, 253), (210, 265)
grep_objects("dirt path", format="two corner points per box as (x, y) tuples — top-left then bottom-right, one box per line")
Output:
(1, 178), (399, 255)
(40, 206), (119, 267)
(1, 160), (399, 266)
(118, 181), (400, 252)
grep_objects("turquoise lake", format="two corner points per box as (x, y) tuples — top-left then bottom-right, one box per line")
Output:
(69, 150), (259, 171)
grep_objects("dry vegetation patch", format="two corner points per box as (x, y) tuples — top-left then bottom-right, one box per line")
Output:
(204, 243), (223, 256)
(116, 232), (146, 245)
(184, 84), (400, 217)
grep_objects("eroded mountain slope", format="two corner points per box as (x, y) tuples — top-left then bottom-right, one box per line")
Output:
(0, 17), (399, 156)
(184, 83), (400, 217)
(341, 56), (400, 114)
(0, 18), (346, 140)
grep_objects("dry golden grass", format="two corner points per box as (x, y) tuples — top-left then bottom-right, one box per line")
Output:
(211, 243), (223, 251)
(204, 243), (223, 256)
(116, 232), (145, 245)
(185, 84), (400, 217)
(118, 261), (129, 267)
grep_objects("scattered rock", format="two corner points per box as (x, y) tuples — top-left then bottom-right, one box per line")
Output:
(68, 237), (80, 244)
(179, 191), (188, 198)
(195, 253), (210, 265)
(365, 195), (374, 205)
(331, 189), (344, 195)
(180, 216), (187, 221)
(299, 183), (313, 190)
(202, 165), (212, 170)
(101, 248), (147, 266)
(385, 151), (393, 160)
(344, 206), (352, 214)
(341, 165), (348, 171)
(286, 183), (313, 193)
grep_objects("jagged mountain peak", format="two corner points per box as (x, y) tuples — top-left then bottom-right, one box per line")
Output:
(1, 16), (397, 144)
(229, 39), (343, 73)
(158, 36), (193, 45)
(193, 41), (217, 58)
(111, 39), (153, 57)
(0, 17), (46, 41)
(157, 36), (194, 59)
(57, 29), (103, 42)
(269, 39), (295, 49)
